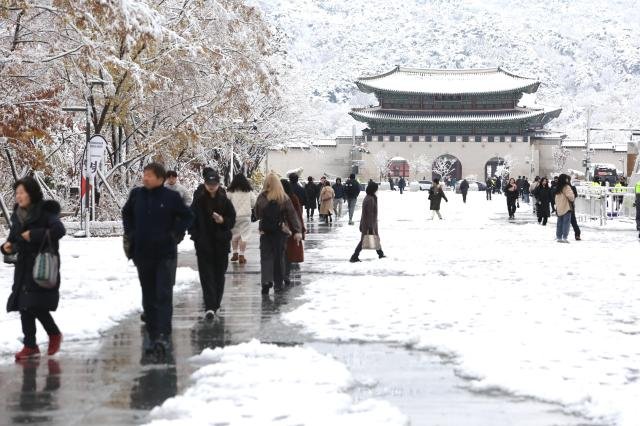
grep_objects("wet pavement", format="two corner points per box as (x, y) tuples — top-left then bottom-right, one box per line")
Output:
(0, 217), (602, 425)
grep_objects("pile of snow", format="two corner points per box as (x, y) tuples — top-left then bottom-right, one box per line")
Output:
(146, 339), (407, 425)
(284, 191), (640, 425)
(0, 237), (198, 360)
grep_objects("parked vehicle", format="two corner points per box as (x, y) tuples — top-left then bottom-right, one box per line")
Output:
(418, 180), (432, 191)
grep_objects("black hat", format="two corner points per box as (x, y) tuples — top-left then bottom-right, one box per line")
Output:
(204, 172), (221, 184)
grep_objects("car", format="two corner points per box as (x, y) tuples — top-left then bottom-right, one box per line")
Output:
(418, 180), (432, 191)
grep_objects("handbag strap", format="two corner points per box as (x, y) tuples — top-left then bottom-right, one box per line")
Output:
(38, 229), (52, 252)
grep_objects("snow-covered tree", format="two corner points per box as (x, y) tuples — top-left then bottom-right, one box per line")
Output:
(495, 155), (517, 182)
(374, 150), (390, 181)
(552, 147), (570, 174)
(410, 153), (431, 180)
(431, 155), (458, 181)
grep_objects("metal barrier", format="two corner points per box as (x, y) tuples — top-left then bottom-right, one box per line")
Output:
(574, 186), (637, 226)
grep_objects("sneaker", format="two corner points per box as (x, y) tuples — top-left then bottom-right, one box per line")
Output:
(238, 255), (247, 264)
(204, 310), (215, 321)
(15, 346), (40, 361)
(562, 239), (570, 244)
(47, 333), (63, 356)
(230, 253), (239, 262)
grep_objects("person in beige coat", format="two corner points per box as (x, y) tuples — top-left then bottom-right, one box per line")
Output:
(554, 174), (576, 243)
(319, 181), (335, 225)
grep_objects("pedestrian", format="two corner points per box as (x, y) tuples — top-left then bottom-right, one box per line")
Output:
(398, 177), (406, 194)
(496, 176), (502, 194)
(122, 163), (194, 356)
(304, 176), (319, 220)
(319, 181), (335, 224)
(1, 177), (66, 361)
(505, 177), (518, 220)
(332, 177), (345, 219)
(344, 173), (361, 225)
(485, 177), (493, 200)
(550, 176), (559, 213)
(635, 179), (640, 239)
(165, 170), (192, 206)
(255, 173), (303, 295)
(389, 177), (395, 191)
(192, 166), (215, 202)
(428, 178), (448, 220)
(460, 179), (469, 203)
(227, 173), (256, 265)
(522, 178), (530, 203)
(349, 181), (386, 262)
(532, 177), (552, 225)
(289, 173), (307, 209)
(567, 175), (581, 240)
(530, 176), (540, 215)
(281, 179), (305, 286)
(189, 171), (236, 319)
(554, 174), (576, 243)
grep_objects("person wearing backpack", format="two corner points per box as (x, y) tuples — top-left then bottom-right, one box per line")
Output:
(344, 174), (361, 225)
(1, 177), (66, 361)
(254, 173), (303, 295)
(190, 172), (236, 320)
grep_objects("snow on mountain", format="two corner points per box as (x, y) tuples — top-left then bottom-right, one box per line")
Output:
(254, 0), (640, 138)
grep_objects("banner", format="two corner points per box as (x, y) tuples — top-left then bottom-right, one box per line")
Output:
(87, 134), (107, 178)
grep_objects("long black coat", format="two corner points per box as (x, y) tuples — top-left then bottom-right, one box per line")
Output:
(533, 185), (552, 218)
(189, 191), (236, 256)
(304, 183), (319, 209)
(359, 195), (378, 235)
(1, 200), (66, 312)
(428, 185), (448, 210)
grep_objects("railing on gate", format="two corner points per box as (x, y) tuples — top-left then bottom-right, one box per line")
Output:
(574, 186), (637, 226)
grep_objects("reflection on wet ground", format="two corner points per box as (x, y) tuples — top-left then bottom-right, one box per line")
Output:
(0, 219), (601, 425)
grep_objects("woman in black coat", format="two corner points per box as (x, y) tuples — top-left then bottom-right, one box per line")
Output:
(350, 182), (385, 262)
(428, 178), (448, 219)
(1, 177), (66, 360)
(505, 178), (519, 220)
(533, 177), (552, 225)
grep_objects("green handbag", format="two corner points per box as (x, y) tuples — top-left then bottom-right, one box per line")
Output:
(33, 230), (59, 289)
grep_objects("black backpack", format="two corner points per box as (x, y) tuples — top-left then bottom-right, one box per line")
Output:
(260, 200), (282, 234)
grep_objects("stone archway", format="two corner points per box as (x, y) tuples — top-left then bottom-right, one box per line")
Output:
(432, 154), (462, 183)
(485, 157), (505, 180)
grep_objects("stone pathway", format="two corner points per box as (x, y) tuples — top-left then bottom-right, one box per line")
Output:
(0, 219), (602, 425)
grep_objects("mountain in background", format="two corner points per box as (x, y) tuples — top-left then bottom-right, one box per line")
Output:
(254, 0), (640, 140)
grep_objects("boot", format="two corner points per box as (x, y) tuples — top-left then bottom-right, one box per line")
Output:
(261, 282), (273, 295)
(230, 253), (239, 262)
(238, 255), (247, 264)
(15, 345), (40, 361)
(349, 254), (361, 263)
(47, 333), (62, 356)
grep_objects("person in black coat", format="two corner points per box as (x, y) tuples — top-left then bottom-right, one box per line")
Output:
(532, 177), (552, 225)
(288, 173), (307, 208)
(568, 175), (581, 240)
(505, 178), (519, 220)
(460, 179), (470, 203)
(189, 172), (236, 319)
(1, 177), (66, 360)
(122, 163), (194, 356)
(428, 179), (448, 219)
(304, 177), (319, 220)
(398, 177), (406, 194)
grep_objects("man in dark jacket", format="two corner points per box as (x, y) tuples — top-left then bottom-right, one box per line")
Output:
(485, 177), (493, 200)
(568, 176), (581, 240)
(344, 174), (361, 225)
(304, 177), (319, 220)
(398, 177), (406, 194)
(460, 179), (469, 203)
(122, 163), (194, 356)
(190, 172), (236, 319)
(332, 178), (345, 218)
(289, 173), (307, 208)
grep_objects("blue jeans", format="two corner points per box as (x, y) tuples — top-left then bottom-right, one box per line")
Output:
(556, 212), (572, 240)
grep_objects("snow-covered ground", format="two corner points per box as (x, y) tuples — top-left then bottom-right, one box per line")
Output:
(283, 191), (640, 426)
(146, 339), (407, 426)
(0, 237), (198, 361)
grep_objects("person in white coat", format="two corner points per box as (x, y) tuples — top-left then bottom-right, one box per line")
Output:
(227, 174), (257, 264)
